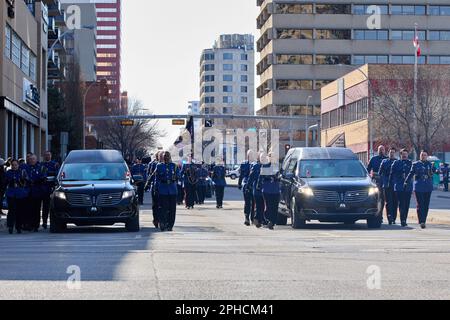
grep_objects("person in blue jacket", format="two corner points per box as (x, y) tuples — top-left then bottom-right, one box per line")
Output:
(131, 158), (148, 205)
(238, 150), (256, 226)
(41, 151), (60, 229)
(182, 157), (199, 210)
(405, 150), (438, 229)
(212, 158), (227, 209)
(197, 163), (209, 205)
(146, 152), (161, 228)
(260, 153), (281, 230)
(441, 163), (449, 192)
(25, 154), (47, 232)
(4, 159), (29, 234)
(390, 148), (413, 227)
(367, 145), (387, 220)
(155, 151), (180, 232)
(379, 148), (398, 225)
(248, 152), (264, 228)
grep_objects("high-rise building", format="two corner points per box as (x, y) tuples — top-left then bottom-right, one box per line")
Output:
(187, 100), (201, 133)
(256, 1), (450, 150)
(65, 0), (122, 108)
(199, 34), (255, 128)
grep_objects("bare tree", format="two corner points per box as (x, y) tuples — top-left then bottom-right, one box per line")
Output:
(371, 65), (450, 155)
(97, 99), (165, 159)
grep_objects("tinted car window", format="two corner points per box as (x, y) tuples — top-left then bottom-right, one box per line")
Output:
(61, 163), (128, 181)
(299, 160), (367, 178)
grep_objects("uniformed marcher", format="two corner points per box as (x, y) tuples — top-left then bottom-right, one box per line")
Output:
(238, 150), (256, 226)
(379, 148), (398, 225)
(176, 161), (184, 205)
(390, 149), (413, 227)
(260, 153), (281, 230)
(182, 158), (199, 210)
(4, 160), (29, 234)
(155, 151), (179, 232)
(405, 151), (438, 229)
(441, 163), (449, 192)
(212, 158), (227, 209)
(41, 151), (60, 229)
(248, 152), (264, 228)
(367, 145), (387, 221)
(146, 152), (161, 228)
(197, 163), (209, 205)
(26, 154), (47, 232)
(131, 158), (148, 205)
(0, 158), (5, 213)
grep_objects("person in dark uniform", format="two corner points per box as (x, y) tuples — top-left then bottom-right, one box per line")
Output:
(41, 151), (60, 229)
(4, 160), (29, 234)
(182, 158), (199, 210)
(0, 158), (5, 215)
(390, 149), (413, 227)
(212, 158), (227, 209)
(441, 163), (449, 192)
(146, 152), (161, 228)
(176, 161), (185, 205)
(379, 148), (398, 225)
(197, 163), (208, 205)
(248, 152), (264, 228)
(405, 151), (438, 229)
(131, 158), (148, 205)
(25, 154), (47, 232)
(155, 151), (179, 232)
(260, 153), (281, 230)
(238, 150), (256, 226)
(367, 146), (387, 220)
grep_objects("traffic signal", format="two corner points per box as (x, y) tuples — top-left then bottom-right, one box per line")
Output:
(205, 119), (214, 128)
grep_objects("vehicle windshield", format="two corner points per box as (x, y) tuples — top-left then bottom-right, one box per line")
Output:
(60, 163), (128, 181)
(298, 160), (367, 178)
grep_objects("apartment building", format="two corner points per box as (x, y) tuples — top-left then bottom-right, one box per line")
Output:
(256, 0), (450, 151)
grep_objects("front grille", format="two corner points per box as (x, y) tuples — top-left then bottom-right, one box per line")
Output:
(96, 193), (123, 207)
(66, 193), (93, 207)
(344, 190), (369, 203)
(314, 190), (339, 203)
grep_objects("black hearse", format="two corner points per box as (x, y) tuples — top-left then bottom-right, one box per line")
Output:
(49, 150), (140, 233)
(278, 148), (381, 229)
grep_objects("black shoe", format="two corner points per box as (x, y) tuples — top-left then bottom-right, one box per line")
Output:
(244, 217), (251, 226)
(401, 221), (408, 227)
(8, 228), (13, 235)
(42, 224), (48, 230)
(253, 219), (262, 229)
(267, 222), (274, 230)
(420, 223), (427, 229)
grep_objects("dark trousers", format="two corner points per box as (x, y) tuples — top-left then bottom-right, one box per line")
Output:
(415, 192), (432, 224)
(185, 184), (196, 207)
(444, 179), (449, 192)
(264, 193), (280, 225)
(397, 191), (412, 223)
(384, 187), (399, 222)
(29, 197), (42, 230)
(151, 190), (160, 223)
(159, 195), (177, 229)
(197, 185), (206, 204)
(243, 188), (255, 220)
(42, 194), (51, 225)
(215, 186), (225, 207)
(177, 185), (184, 204)
(254, 193), (265, 224)
(137, 182), (145, 204)
(7, 197), (23, 231)
(378, 187), (386, 221)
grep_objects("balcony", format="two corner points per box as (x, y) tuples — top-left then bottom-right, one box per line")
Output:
(42, 0), (62, 17)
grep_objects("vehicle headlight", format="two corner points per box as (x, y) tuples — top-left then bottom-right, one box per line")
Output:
(369, 187), (379, 196)
(122, 191), (134, 199)
(299, 187), (314, 197)
(54, 191), (66, 200)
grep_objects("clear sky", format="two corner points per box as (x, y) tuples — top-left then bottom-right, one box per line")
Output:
(121, 0), (260, 149)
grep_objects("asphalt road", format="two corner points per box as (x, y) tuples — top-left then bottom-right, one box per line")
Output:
(0, 187), (450, 300)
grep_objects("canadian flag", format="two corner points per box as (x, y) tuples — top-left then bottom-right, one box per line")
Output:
(413, 35), (421, 57)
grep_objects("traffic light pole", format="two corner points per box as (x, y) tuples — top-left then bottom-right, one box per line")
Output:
(86, 114), (308, 121)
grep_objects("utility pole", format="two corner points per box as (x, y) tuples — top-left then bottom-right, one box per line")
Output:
(413, 23), (419, 160)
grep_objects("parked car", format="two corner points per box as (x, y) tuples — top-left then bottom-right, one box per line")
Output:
(226, 166), (240, 180)
(278, 148), (381, 229)
(50, 150), (140, 233)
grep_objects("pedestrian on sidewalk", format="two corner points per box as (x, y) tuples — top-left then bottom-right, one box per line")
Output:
(405, 151), (438, 229)
(212, 158), (227, 209)
(4, 160), (29, 234)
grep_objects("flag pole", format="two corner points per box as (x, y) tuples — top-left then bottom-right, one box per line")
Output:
(413, 23), (418, 160)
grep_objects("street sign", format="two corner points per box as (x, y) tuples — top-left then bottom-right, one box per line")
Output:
(172, 119), (186, 126)
(120, 120), (134, 126)
(205, 119), (214, 128)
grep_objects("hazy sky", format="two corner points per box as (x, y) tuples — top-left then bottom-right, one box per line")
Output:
(122, 0), (260, 148)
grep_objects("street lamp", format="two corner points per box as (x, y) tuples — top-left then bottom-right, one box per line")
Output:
(305, 95), (312, 148)
(82, 81), (99, 149)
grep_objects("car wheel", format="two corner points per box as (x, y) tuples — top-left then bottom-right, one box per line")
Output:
(126, 212), (140, 232)
(50, 211), (66, 233)
(291, 198), (306, 229)
(276, 212), (288, 226)
(367, 216), (382, 229)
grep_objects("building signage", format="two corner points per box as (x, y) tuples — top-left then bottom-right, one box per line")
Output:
(327, 133), (346, 148)
(23, 78), (40, 109)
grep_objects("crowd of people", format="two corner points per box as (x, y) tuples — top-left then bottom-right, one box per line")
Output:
(0, 152), (60, 234)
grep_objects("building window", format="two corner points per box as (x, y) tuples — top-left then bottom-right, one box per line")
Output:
(11, 32), (21, 67)
(391, 30), (426, 41)
(316, 29), (351, 40)
(4, 25), (11, 59)
(316, 55), (351, 65)
(223, 75), (233, 81)
(353, 5), (388, 15)
(30, 54), (36, 81)
(275, 3), (313, 14)
(203, 64), (215, 72)
(241, 96), (248, 104)
(353, 55), (388, 65)
(204, 96), (215, 104)
(241, 75), (248, 82)
(223, 96), (233, 104)
(241, 54), (248, 61)
(204, 85), (215, 93)
(277, 29), (313, 39)
(276, 80), (313, 90)
(223, 53), (233, 60)
(354, 30), (388, 40)
(21, 46), (30, 76)
(315, 80), (333, 89)
(390, 55), (426, 64)
(241, 86), (248, 93)
(223, 85), (233, 93)
(430, 6), (450, 15)
(391, 5), (426, 15)
(204, 53), (215, 60)
(428, 56), (450, 64)
(277, 54), (313, 65)
(315, 4), (351, 14)
(223, 64), (233, 71)
(204, 75), (215, 82)
(429, 31), (450, 41)
(241, 64), (248, 71)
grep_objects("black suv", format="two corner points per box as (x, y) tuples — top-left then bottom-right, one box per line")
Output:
(50, 150), (140, 233)
(279, 148), (381, 229)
